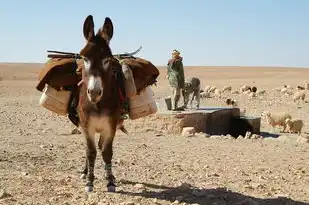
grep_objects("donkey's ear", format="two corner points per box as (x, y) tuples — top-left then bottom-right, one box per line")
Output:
(98, 17), (114, 44)
(83, 15), (95, 41)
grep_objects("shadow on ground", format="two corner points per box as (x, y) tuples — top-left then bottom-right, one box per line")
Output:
(260, 131), (280, 138)
(117, 180), (309, 205)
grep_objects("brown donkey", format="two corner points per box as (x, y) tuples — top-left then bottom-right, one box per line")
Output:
(77, 15), (127, 192)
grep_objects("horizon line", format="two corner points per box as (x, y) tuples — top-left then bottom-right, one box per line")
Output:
(0, 61), (308, 69)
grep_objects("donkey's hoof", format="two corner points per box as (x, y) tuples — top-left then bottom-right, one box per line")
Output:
(107, 183), (116, 192)
(80, 174), (86, 179)
(85, 185), (93, 192)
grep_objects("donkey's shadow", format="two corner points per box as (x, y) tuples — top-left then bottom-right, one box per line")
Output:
(116, 180), (308, 205)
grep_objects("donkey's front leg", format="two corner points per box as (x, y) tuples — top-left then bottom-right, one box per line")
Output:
(100, 131), (116, 192)
(84, 133), (97, 192)
(80, 158), (88, 179)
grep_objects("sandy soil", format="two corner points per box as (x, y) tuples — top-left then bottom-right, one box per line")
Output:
(0, 63), (309, 205)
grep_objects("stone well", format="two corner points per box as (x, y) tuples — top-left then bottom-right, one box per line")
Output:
(126, 107), (241, 135)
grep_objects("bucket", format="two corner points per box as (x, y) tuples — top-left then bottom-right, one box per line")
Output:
(164, 97), (172, 110)
(128, 86), (157, 120)
(39, 85), (72, 116)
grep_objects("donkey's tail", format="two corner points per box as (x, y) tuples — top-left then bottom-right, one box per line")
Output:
(119, 126), (129, 136)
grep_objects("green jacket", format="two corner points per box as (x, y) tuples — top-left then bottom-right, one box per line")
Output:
(167, 57), (185, 89)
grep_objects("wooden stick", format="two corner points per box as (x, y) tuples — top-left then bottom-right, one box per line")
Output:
(46, 45), (143, 59)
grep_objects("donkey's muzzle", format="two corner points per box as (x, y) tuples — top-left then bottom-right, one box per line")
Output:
(87, 88), (103, 103)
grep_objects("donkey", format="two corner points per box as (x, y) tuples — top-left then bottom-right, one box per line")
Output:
(77, 15), (128, 192)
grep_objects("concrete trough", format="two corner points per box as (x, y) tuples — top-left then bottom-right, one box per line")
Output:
(126, 107), (241, 135)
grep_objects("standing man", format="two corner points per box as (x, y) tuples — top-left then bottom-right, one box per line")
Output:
(167, 49), (185, 110)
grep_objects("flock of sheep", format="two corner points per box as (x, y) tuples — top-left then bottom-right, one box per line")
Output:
(198, 82), (309, 136)
(200, 84), (265, 99)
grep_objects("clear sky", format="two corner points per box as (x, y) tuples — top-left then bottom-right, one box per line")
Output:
(0, 0), (308, 67)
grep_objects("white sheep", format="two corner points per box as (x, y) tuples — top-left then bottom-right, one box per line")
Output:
(293, 90), (306, 102)
(257, 90), (266, 95)
(231, 90), (239, 94)
(275, 85), (292, 93)
(248, 92), (256, 98)
(242, 90), (251, 95)
(261, 111), (292, 132)
(285, 85), (292, 89)
(285, 118), (304, 135)
(209, 86), (217, 93)
(274, 87), (282, 92)
(200, 91), (210, 98)
(222, 85), (232, 93)
(240, 85), (251, 93)
(204, 85), (212, 93)
(280, 87), (293, 96)
(280, 87), (288, 94)
(214, 89), (222, 97)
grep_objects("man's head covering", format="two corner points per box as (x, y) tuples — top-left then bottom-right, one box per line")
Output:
(172, 49), (180, 56)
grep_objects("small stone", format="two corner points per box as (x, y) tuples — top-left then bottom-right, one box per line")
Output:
(71, 128), (82, 135)
(212, 173), (220, 177)
(244, 185), (253, 189)
(237, 135), (244, 140)
(196, 132), (210, 138)
(38, 176), (44, 182)
(252, 183), (264, 189)
(245, 131), (252, 139)
(297, 136), (309, 143)
(39, 144), (47, 149)
(98, 202), (110, 205)
(134, 183), (145, 190)
(203, 165), (209, 169)
(269, 187), (276, 192)
(120, 202), (135, 205)
(226, 134), (234, 139)
(0, 189), (12, 199)
(210, 135), (222, 139)
(274, 193), (289, 198)
(43, 128), (52, 133)
(182, 127), (196, 137)
(175, 196), (184, 202)
(176, 182), (190, 190)
(115, 159), (122, 165)
(21, 172), (28, 176)
(138, 143), (147, 148)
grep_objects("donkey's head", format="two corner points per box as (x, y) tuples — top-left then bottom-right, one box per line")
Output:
(80, 15), (114, 104)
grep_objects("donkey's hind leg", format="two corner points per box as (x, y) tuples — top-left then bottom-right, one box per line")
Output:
(99, 128), (116, 192)
(84, 131), (97, 192)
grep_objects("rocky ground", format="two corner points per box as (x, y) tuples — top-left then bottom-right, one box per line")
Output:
(0, 64), (309, 205)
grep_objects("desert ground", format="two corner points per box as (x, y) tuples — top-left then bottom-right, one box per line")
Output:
(0, 63), (309, 205)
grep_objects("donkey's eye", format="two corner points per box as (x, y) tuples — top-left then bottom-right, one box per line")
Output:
(84, 58), (91, 71)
